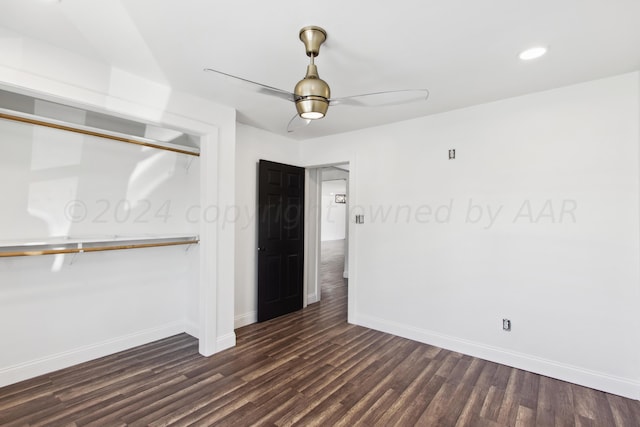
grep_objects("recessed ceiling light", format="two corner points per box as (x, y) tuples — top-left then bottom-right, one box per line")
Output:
(519, 46), (548, 61)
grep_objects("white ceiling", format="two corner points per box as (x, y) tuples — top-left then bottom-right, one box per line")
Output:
(2, 0), (639, 140)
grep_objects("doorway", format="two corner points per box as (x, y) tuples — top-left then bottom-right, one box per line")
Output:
(319, 165), (349, 301)
(305, 164), (350, 306)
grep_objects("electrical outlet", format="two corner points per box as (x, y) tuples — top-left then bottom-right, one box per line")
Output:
(502, 318), (511, 332)
(449, 149), (456, 160)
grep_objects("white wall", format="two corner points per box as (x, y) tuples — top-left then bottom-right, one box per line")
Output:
(301, 72), (640, 399)
(234, 123), (300, 327)
(321, 179), (347, 241)
(0, 28), (236, 386)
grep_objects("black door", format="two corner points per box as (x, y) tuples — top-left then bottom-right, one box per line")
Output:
(257, 160), (305, 322)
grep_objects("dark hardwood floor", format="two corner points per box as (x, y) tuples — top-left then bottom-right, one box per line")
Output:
(1, 239), (639, 426)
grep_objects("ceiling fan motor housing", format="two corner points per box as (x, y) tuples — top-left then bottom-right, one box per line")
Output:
(295, 64), (330, 119)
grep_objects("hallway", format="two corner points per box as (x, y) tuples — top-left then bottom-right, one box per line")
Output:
(318, 238), (347, 308)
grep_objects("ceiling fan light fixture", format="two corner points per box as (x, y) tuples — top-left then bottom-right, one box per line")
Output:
(296, 97), (329, 119)
(301, 111), (325, 120)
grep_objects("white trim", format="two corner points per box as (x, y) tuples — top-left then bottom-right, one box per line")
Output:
(304, 168), (321, 307)
(234, 311), (257, 328)
(198, 134), (219, 357)
(346, 157), (356, 324)
(0, 71), (226, 136)
(0, 322), (184, 388)
(356, 313), (640, 400)
(216, 332), (236, 352)
(307, 292), (319, 304)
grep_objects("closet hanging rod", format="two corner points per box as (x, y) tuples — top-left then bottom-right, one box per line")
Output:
(0, 238), (199, 258)
(0, 111), (200, 157)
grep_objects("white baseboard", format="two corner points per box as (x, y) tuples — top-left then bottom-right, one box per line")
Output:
(356, 313), (640, 400)
(217, 332), (236, 352)
(235, 311), (257, 328)
(0, 321), (184, 388)
(307, 292), (319, 304)
(343, 270), (348, 279)
(185, 320), (237, 353)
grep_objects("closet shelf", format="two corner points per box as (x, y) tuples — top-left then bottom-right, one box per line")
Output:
(0, 235), (199, 257)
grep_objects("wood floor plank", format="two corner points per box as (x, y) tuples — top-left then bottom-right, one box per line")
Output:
(475, 360), (500, 390)
(514, 405), (536, 427)
(572, 383), (617, 426)
(234, 387), (304, 426)
(1, 240), (639, 426)
(353, 388), (398, 426)
(535, 376), (557, 427)
(496, 368), (523, 426)
(607, 393), (640, 427)
(518, 370), (540, 410)
(379, 366), (447, 425)
(416, 380), (465, 425)
(297, 335), (395, 397)
(0, 385), (54, 413)
(554, 380), (576, 427)
(332, 346), (421, 425)
(0, 395), (62, 425)
(29, 394), (124, 427)
(480, 385), (506, 423)
(124, 374), (226, 426)
(0, 377), (52, 406)
(455, 385), (491, 427)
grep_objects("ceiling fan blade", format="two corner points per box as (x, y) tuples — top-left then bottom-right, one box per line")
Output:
(204, 68), (296, 102)
(330, 89), (429, 107)
(287, 114), (312, 133)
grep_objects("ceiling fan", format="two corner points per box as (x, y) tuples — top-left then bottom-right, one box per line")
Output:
(205, 26), (429, 132)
